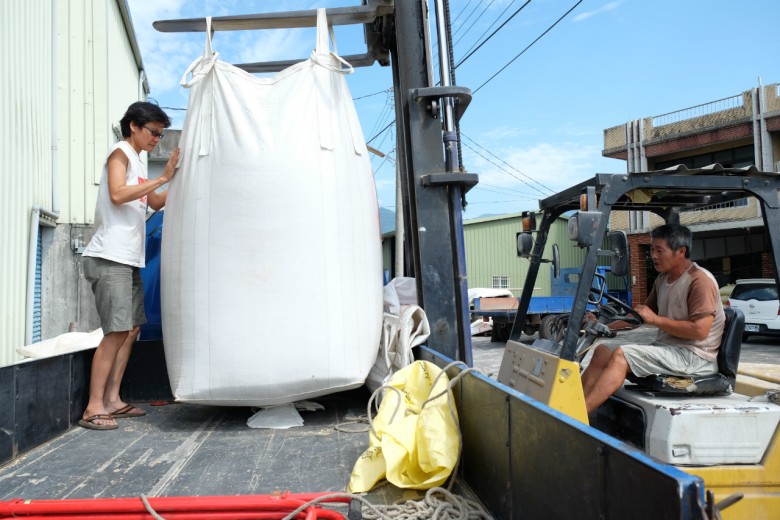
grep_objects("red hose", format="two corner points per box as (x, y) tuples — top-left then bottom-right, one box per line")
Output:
(0, 492), (349, 519)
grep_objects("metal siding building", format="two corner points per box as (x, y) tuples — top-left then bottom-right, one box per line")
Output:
(1, 0), (147, 366)
(382, 213), (587, 297)
(462, 213), (586, 297)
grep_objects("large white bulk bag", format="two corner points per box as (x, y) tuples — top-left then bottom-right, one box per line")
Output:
(161, 10), (383, 406)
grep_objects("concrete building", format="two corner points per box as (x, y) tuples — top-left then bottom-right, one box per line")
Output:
(602, 82), (780, 305)
(1, 1), (150, 366)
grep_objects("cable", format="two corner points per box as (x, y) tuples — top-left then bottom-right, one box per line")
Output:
(475, 183), (542, 200)
(462, 133), (555, 194)
(452, 0), (497, 50)
(431, 0), (473, 54)
(461, 139), (553, 196)
(456, 0), (532, 68)
(473, 0), (583, 94)
(367, 120), (395, 144)
(353, 87), (392, 101)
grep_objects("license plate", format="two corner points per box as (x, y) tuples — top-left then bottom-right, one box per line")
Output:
(744, 324), (760, 332)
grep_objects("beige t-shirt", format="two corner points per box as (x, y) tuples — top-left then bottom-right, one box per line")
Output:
(645, 262), (725, 361)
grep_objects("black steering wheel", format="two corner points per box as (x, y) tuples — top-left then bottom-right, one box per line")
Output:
(588, 286), (643, 326)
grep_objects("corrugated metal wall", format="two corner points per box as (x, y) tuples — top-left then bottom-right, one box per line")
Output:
(1, 0), (53, 367)
(463, 213), (587, 297)
(1, 0), (144, 366)
(380, 213), (589, 297)
(59, 0), (142, 225)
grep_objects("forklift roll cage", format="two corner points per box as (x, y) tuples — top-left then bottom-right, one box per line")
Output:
(512, 166), (780, 361)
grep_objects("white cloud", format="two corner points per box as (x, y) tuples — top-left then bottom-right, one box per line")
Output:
(572, 1), (621, 23)
(481, 125), (536, 140)
(466, 141), (605, 197)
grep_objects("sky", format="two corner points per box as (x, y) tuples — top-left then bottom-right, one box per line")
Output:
(126, 0), (780, 219)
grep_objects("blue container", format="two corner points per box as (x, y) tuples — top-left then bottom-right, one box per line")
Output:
(139, 210), (164, 341)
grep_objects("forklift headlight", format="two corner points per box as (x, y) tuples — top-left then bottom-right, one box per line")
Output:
(568, 211), (601, 247)
(517, 232), (534, 257)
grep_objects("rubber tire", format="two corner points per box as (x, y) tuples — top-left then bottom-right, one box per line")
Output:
(539, 314), (557, 340)
(491, 322), (511, 343)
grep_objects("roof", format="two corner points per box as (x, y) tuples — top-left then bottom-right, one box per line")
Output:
(117, 0), (149, 94)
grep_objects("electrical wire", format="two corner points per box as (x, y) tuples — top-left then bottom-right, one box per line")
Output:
(456, 0), (532, 68)
(462, 133), (555, 195)
(353, 87), (393, 101)
(461, 139), (554, 196)
(452, 0), (497, 50)
(473, 0), (583, 94)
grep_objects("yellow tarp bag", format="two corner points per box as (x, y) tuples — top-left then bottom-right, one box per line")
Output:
(348, 360), (459, 492)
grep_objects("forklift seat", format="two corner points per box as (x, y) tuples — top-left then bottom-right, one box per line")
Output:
(626, 308), (744, 396)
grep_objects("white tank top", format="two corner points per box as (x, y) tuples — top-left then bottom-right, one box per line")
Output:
(83, 141), (148, 267)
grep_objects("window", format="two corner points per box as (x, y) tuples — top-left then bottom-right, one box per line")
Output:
(730, 282), (777, 302)
(655, 145), (754, 170)
(492, 276), (510, 289)
(688, 198), (748, 212)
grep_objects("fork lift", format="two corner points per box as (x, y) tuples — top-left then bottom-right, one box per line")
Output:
(0, 2), (761, 519)
(501, 166), (780, 518)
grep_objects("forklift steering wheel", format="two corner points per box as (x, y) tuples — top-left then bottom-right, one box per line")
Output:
(588, 286), (643, 326)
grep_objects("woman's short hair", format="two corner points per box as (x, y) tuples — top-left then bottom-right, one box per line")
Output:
(119, 101), (172, 137)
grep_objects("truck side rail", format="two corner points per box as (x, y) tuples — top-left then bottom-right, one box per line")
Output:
(418, 345), (705, 520)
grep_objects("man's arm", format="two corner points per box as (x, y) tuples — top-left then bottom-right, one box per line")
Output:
(634, 304), (714, 341)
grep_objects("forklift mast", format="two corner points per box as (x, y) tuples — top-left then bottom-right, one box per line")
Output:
(155, 0), (479, 363)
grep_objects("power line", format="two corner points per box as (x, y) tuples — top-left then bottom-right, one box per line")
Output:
(367, 120), (395, 144)
(456, 0), (532, 68)
(461, 138), (553, 196)
(473, 0), (583, 94)
(462, 133), (555, 195)
(473, 183), (541, 201)
(431, 0), (476, 56)
(452, 0), (497, 51)
(353, 88), (392, 101)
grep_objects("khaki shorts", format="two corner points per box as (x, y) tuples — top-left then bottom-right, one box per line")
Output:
(606, 342), (717, 378)
(83, 256), (146, 334)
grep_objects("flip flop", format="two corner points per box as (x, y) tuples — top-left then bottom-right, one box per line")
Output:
(111, 404), (147, 418)
(79, 414), (118, 430)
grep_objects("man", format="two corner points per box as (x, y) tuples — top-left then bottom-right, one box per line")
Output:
(581, 223), (725, 414)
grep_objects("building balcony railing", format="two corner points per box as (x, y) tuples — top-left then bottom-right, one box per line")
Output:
(603, 82), (780, 152)
(651, 94), (745, 128)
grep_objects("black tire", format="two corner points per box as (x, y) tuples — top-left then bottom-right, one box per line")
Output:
(741, 332), (750, 342)
(491, 322), (511, 343)
(539, 314), (557, 340)
(551, 314), (570, 343)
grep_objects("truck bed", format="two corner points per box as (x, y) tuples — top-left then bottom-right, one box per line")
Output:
(0, 391), (349, 498)
(0, 342), (712, 519)
(0, 387), (483, 517)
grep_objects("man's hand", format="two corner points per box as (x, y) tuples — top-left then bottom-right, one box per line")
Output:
(635, 304), (659, 326)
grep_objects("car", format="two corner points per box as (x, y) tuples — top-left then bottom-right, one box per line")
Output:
(727, 278), (780, 341)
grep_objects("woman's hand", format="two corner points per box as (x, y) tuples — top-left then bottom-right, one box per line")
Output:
(159, 148), (181, 183)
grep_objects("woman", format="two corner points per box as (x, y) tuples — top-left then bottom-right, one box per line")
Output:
(80, 101), (180, 430)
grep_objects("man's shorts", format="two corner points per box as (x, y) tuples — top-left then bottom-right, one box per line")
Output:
(605, 342), (718, 378)
(83, 256), (146, 334)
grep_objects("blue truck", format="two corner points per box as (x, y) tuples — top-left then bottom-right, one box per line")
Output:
(472, 266), (631, 342)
